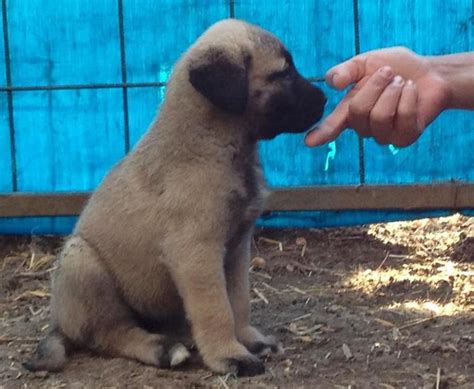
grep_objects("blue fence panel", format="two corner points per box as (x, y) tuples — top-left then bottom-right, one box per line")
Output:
(359, 0), (474, 184)
(124, 0), (229, 84)
(0, 93), (12, 192)
(2, 0), (128, 233)
(1, 3), (11, 193)
(235, 0), (360, 187)
(0, 0), (473, 234)
(234, 0), (356, 79)
(14, 89), (125, 191)
(0, 1), (5, 86)
(128, 87), (165, 147)
(7, 0), (122, 86)
(0, 216), (77, 235)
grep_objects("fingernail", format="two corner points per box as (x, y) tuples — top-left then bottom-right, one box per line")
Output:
(391, 75), (404, 86)
(331, 73), (339, 85)
(305, 128), (323, 146)
(305, 128), (317, 138)
(379, 66), (393, 78)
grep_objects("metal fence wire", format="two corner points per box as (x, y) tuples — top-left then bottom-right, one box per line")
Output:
(0, 0), (348, 192)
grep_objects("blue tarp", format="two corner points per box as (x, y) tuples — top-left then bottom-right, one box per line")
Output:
(0, 0), (473, 234)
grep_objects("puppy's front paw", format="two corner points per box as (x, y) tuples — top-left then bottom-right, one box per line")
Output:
(238, 326), (282, 356)
(245, 336), (281, 355)
(225, 354), (265, 376)
(203, 342), (265, 376)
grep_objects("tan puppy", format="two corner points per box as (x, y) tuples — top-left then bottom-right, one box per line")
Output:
(24, 19), (326, 376)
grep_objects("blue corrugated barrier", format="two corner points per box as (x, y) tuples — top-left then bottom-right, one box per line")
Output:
(0, 0), (473, 234)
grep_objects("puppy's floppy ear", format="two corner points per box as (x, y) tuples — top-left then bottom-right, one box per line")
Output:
(188, 47), (250, 114)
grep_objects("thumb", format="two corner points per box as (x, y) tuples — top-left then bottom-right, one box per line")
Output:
(326, 55), (367, 90)
(305, 100), (349, 147)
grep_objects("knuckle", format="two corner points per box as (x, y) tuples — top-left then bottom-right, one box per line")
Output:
(392, 138), (410, 148)
(370, 110), (395, 128)
(391, 141), (402, 148)
(394, 46), (412, 56)
(392, 133), (417, 148)
(374, 135), (391, 145)
(348, 102), (369, 118)
(354, 126), (371, 138)
(373, 74), (391, 87)
(397, 106), (416, 120)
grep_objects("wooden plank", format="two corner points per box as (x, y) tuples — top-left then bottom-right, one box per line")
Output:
(0, 193), (88, 217)
(266, 184), (474, 211)
(1, 184), (473, 217)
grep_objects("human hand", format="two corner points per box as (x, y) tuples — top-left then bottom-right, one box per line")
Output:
(305, 47), (451, 147)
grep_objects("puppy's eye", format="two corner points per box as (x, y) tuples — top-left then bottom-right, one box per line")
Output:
(267, 66), (292, 82)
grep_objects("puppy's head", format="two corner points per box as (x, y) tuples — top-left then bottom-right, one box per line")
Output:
(187, 19), (326, 140)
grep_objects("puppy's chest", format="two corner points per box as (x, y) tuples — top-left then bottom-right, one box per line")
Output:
(226, 162), (267, 242)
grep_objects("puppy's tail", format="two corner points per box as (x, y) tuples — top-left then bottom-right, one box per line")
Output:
(23, 328), (71, 372)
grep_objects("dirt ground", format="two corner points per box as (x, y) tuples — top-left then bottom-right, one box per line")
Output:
(0, 214), (473, 389)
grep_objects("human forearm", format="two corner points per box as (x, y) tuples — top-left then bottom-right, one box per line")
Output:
(430, 52), (474, 110)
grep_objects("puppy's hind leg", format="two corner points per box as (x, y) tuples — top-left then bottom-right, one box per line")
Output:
(25, 236), (189, 371)
(94, 325), (190, 368)
(23, 328), (70, 372)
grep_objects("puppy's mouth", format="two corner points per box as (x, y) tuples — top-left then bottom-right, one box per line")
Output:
(259, 114), (326, 141)
(259, 118), (324, 140)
